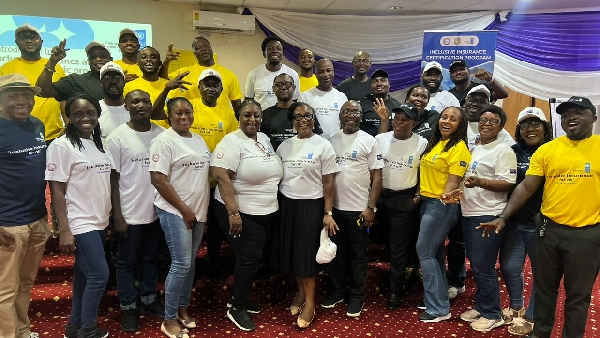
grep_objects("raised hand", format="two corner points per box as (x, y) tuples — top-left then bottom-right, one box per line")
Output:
(373, 97), (390, 121)
(474, 69), (493, 83)
(165, 71), (192, 91)
(49, 39), (68, 65)
(165, 43), (180, 62)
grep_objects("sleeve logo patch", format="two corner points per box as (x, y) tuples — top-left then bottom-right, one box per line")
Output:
(510, 168), (517, 174)
(216, 152), (224, 159)
(377, 154), (383, 160)
(47, 163), (56, 171)
(152, 154), (159, 162)
(460, 161), (467, 167)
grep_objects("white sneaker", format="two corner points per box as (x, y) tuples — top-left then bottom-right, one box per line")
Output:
(448, 285), (466, 299)
(470, 317), (505, 332)
(29, 334), (40, 338)
(460, 309), (481, 322)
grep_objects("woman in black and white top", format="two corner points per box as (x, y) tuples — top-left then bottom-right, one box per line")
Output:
(210, 99), (283, 332)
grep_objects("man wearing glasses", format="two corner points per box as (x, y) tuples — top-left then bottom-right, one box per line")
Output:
(299, 59), (348, 139)
(261, 74), (297, 151)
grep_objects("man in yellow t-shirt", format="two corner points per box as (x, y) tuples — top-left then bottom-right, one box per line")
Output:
(123, 46), (170, 129)
(114, 29), (143, 83)
(483, 96), (600, 338)
(0, 24), (66, 142)
(160, 37), (242, 111)
(298, 48), (318, 92)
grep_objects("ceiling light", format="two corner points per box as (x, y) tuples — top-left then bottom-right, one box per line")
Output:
(389, 6), (403, 10)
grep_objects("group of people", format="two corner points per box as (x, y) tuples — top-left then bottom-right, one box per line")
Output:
(0, 23), (599, 338)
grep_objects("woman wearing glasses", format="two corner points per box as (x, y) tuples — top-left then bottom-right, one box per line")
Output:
(459, 105), (517, 332)
(499, 108), (552, 336)
(271, 102), (340, 329)
(210, 99), (283, 332)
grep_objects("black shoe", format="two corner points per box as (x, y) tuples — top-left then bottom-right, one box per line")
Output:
(226, 296), (263, 314)
(210, 270), (226, 284)
(388, 293), (402, 310)
(416, 300), (426, 310)
(121, 309), (138, 332)
(346, 300), (364, 317)
(140, 298), (165, 319)
(321, 291), (344, 308)
(63, 322), (81, 338)
(227, 307), (256, 331)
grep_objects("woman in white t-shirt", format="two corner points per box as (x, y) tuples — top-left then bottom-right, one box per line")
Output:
(149, 97), (211, 338)
(271, 102), (339, 329)
(46, 93), (112, 338)
(210, 99), (283, 332)
(459, 105), (517, 332)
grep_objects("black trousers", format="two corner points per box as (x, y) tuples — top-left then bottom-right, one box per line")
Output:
(330, 208), (369, 303)
(213, 201), (276, 308)
(532, 216), (600, 338)
(447, 210), (466, 288)
(206, 189), (225, 272)
(377, 189), (418, 296)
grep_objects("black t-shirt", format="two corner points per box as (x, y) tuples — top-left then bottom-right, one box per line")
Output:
(53, 71), (104, 102)
(412, 109), (439, 141)
(337, 77), (372, 102)
(261, 105), (295, 151)
(449, 81), (493, 106)
(359, 94), (402, 137)
(511, 143), (544, 228)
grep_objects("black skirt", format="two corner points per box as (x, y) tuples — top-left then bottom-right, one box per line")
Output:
(270, 193), (324, 278)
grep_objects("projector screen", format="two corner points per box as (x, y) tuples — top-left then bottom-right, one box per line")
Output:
(0, 15), (152, 75)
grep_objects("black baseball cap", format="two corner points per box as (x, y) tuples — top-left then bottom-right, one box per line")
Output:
(449, 59), (468, 72)
(556, 96), (597, 115)
(370, 69), (389, 80)
(392, 103), (419, 121)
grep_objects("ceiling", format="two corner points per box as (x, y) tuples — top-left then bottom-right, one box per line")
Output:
(157, 0), (599, 15)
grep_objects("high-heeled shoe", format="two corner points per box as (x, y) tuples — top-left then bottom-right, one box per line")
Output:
(289, 294), (305, 316)
(161, 322), (189, 338)
(297, 310), (315, 329)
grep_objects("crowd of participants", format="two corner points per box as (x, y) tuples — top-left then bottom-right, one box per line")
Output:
(0, 23), (599, 338)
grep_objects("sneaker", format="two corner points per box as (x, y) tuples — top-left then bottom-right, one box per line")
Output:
(508, 316), (534, 336)
(29, 333), (40, 338)
(470, 317), (504, 332)
(63, 322), (81, 338)
(140, 298), (165, 319)
(226, 297), (263, 314)
(346, 301), (363, 317)
(227, 306), (255, 331)
(419, 311), (451, 323)
(502, 307), (526, 325)
(460, 309), (481, 322)
(416, 300), (426, 310)
(448, 285), (466, 299)
(76, 323), (109, 338)
(321, 291), (344, 309)
(121, 308), (138, 332)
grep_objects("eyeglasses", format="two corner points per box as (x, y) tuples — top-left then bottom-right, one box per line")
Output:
(102, 74), (123, 81)
(274, 81), (294, 89)
(16, 33), (40, 41)
(479, 117), (500, 125)
(520, 121), (543, 129)
(466, 97), (489, 105)
(354, 59), (370, 64)
(293, 113), (315, 121)
(255, 141), (271, 157)
(340, 109), (362, 117)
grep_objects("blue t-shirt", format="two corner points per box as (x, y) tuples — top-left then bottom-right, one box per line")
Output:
(0, 116), (47, 226)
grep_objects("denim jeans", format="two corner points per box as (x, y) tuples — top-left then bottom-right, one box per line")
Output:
(116, 219), (162, 309)
(463, 215), (505, 320)
(69, 229), (109, 329)
(416, 197), (459, 316)
(157, 207), (205, 320)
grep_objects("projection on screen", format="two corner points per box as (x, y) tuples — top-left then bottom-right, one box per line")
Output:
(0, 15), (152, 75)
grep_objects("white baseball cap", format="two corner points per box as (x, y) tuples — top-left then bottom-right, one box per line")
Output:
(423, 61), (442, 74)
(467, 84), (491, 100)
(517, 107), (547, 123)
(100, 61), (124, 78)
(198, 68), (222, 83)
(15, 23), (41, 37)
(119, 28), (139, 40)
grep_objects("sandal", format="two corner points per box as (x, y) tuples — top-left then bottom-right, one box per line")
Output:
(161, 322), (189, 338)
(297, 310), (315, 329)
(508, 317), (534, 336)
(289, 294), (305, 316)
(502, 307), (526, 326)
(176, 315), (196, 329)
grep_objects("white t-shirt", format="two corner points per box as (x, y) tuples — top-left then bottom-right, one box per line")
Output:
(467, 121), (515, 151)
(375, 132), (428, 191)
(99, 100), (129, 143)
(298, 87), (348, 140)
(106, 123), (164, 225)
(45, 137), (111, 235)
(277, 134), (340, 199)
(211, 129), (283, 215)
(461, 139), (517, 217)
(244, 64), (300, 109)
(426, 91), (460, 113)
(329, 130), (384, 212)
(149, 128), (211, 222)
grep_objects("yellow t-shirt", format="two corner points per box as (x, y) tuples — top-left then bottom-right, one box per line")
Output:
(189, 98), (238, 153)
(527, 135), (600, 227)
(168, 64), (243, 108)
(0, 58), (66, 140)
(114, 60), (143, 78)
(419, 139), (471, 198)
(123, 77), (171, 129)
(299, 74), (318, 92)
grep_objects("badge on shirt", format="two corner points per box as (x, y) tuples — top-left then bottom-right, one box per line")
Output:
(460, 161), (467, 167)
(585, 163), (591, 173)
(218, 121), (223, 131)
(351, 150), (357, 159)
(408, 156), (414, 165)
(471, 161), (478, 170)
(377, 154), (383, 160)
(510, 168), (517, 174)
(308, 153), (313, 159)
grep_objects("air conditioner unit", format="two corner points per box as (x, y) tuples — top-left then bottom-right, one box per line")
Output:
(186, 10), (255, 35)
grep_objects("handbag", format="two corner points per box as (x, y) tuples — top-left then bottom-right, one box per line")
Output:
(316, 228), (337, 264)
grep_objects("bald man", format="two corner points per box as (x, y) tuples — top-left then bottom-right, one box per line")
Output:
(337, 51), (372, 101)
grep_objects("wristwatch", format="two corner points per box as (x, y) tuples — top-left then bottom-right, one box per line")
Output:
(496, 214), (507, 221)
(325, 211), (333, 216)
(368, 205), (378, 213)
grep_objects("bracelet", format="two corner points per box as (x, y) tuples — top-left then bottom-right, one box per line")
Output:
(44, 66), (56, 73)
(229, 212), (241, 219)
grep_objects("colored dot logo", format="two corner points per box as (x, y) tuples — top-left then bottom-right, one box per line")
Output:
(152, 154), (159, 162)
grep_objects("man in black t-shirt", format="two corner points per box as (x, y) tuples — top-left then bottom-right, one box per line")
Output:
(359, 69), (402, 136)
(261, 73), (297, 150)
(337, 51), (372, 101)
(448, 59), (509, 106)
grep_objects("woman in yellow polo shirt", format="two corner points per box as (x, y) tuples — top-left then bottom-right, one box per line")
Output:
(416, 106), (471, 323)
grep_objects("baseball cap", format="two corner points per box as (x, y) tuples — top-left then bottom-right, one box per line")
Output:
(392, 103), (419, 121)
(198, 68), (222, 83)
(449, 59), (468, 72)
(15, 23), (40, 37)
(0, 73), (41, 95)
(467, 84), (491, 100)
(517, 107), (547, 123)
(99, 61), (124, 78)
(556, 96), (597, 115)
(119, 28), (139, 41)
(423, 61), (443, 74)
(370, 69), (389, 80)
(85, 41), (111, 55)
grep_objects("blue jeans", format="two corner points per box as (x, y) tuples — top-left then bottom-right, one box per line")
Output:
(69, 229), (109, 329)
(416, 197), (459, 316)
(157, 207), (205, 320)
(463, 215), (505, 319)
(116, 219), (162, 309)
(499, 220), (536, 319)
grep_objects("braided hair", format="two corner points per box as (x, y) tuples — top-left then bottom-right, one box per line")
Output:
(166, 97), (193, 126)
(64, 92), (104, 152)
(421, 106), (468, 158)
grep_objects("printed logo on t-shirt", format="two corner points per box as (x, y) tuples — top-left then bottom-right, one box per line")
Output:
(36, 132), (45, 143)
(307, 153), (313, 159)
(218, 121), (223, 131)
(460, 161), (467, 167)
(216, 152), (224, 159)
(352, 150), (357, 159)
(510, 168), (517, 174)
(152, 154), (159, 162)
(47, 163), (56, 171)
(85, 161), (111, 174)
(334, 102), (339, 108)
(432, 154), (438, 162)
(377, 154), (383, 160)
(585, 163), (591, 173)
(408, 156), (414, 165)
(471, 161), (478, 170)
